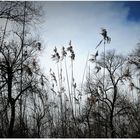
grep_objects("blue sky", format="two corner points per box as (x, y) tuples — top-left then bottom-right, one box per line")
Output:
(38, 1), (140, 83)
(125, 1), (140, 21)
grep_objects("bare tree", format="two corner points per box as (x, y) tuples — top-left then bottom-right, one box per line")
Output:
(0, 1), (43, 137)
(85, 50), (132, 137)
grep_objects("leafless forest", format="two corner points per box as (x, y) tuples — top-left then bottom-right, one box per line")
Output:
(0, 1), (140, 138)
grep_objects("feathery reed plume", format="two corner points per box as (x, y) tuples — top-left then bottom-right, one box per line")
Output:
(32, 59), (37, 69)
(37, 42), (41, 51)
(61, 46), (67, 60)
(87, 95), (98, 105)
(129, 82), (134, 91)
(89, 50), (99, 63)
(23, 65), (32, 76)
(50, 70), (57, 86)
(123, 68), (131, 80)
(96, 28), (111, 49)
(51, 46), (60, 63)
(95, 65), (101, 73)
(100, 28), (111, 43)
(67, 40), (75, 60)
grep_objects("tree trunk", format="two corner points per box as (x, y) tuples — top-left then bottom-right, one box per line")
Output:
(110, 85), (117, 138)
(110, 116), (114, 138)
(8, 102), (15, 137)
(7, 68), (15, 137)
(87, 116), (91, 137)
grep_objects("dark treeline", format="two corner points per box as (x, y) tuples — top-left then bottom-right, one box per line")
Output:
(0, 1), (140, 138)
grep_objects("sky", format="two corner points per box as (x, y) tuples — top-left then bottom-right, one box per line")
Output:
(37, 1), (140, 84)
(125, 1), (140, 22)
